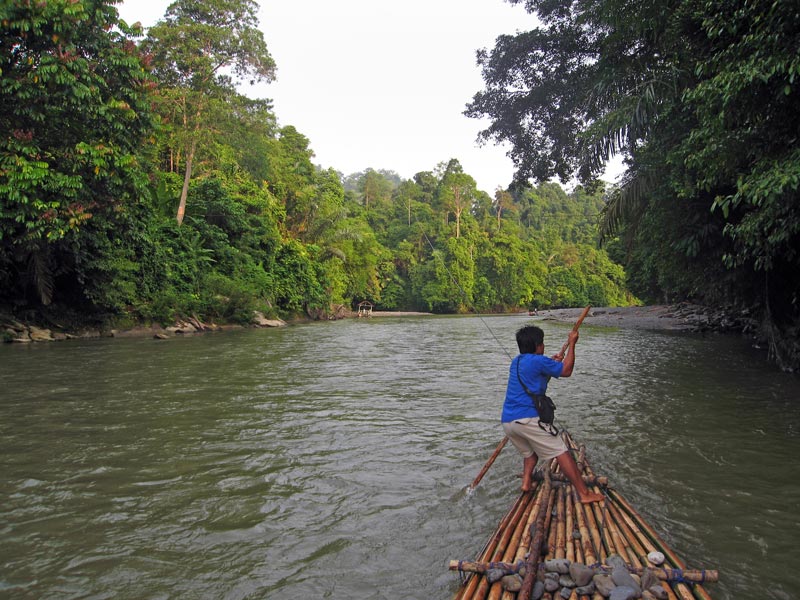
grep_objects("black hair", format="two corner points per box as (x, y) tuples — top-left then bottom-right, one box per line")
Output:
(516, 325), (544, 354)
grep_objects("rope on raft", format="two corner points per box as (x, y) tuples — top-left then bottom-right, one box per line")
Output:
(450, 561), (718, 584)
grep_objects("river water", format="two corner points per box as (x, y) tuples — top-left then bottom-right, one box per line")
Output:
(1, 315), (799, 599)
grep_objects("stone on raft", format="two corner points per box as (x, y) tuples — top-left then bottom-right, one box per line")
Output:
(501, 574), (523, 592)
(593, 573), (617, 597)
(640, 569), (660, 590)
(606, 554), (627, 570)
(609, 586), (638, 600)
(486, 568), (505, 583)
(569, 562), (595, 587)
(648, 585), (669, 600)
(576, 582), (596, 595)
(544, 576), (560, 592)
(612, 566), (641, 594)
(531, 580), (545, 600)
(545, 558), (571, 574)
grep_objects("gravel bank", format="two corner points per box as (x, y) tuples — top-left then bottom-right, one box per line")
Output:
(536, 304), (746, 332)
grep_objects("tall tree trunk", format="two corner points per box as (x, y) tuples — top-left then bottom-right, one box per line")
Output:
(176, 139), (196, 225)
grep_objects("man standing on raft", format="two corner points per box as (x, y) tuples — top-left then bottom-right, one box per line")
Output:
(501, 325), (604, 503)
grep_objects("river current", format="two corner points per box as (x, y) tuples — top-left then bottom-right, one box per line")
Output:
(1, 315), (799, 599)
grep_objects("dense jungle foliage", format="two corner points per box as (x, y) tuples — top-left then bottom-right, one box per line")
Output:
(0, 0), (634, 333)
(5, 1), (795, 371)
(468, 0), (800, 370)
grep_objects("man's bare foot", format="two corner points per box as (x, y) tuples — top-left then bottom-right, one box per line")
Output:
(578, 491), (605, 504)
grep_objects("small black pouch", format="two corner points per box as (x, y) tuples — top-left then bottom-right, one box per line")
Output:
(532, 393), (556, 426)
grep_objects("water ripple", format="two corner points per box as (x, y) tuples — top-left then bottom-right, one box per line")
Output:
(1, 318), (800, 598)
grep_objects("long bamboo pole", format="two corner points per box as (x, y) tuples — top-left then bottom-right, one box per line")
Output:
(606, 501), (648, 567)
(608, 490), (714, 600)
(454, 490), (532, 600)
(574, 500), (598, 566)
(608, 489), (684, 567)
(469, 491), (536, 600)
(555, 485), (567, 559)
(468, 437), (509, 492)
(487, 493), (539, 600)
(514, 486), (548, 562)
(566, 488), (576, 563)
(517, 472), (552, 598)
(560, 305), (592, 356)
(531, 472), (608, 486)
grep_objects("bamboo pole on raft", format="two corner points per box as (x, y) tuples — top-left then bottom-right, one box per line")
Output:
(467, 491), (537, 600)
(566, 488), (577, 564)
(574, 493), (599, 566)
(608, 491), (714, 600)
(453, 490), (533, 600)
(517, 473), (553, 599)
(555, 484), (567, 559)
(487, 492), (540, 600)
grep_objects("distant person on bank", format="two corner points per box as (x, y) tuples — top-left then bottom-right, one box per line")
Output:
(501, 325), (604, 503)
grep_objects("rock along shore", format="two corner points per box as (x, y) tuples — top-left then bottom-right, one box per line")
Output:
(0, 311), (286, 344)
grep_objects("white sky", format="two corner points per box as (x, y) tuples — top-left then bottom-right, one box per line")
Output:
(118, 0), (622, 193)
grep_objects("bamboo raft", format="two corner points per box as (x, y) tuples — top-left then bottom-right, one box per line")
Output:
(450, 431), (717, 600)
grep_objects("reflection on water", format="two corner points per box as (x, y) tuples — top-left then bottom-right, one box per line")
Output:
(1, 316), (799, 599)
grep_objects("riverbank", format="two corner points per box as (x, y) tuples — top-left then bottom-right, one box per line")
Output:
(0, 311), (287, 344)
(364, 311), (433, 317)
(1, 303), (748, 344)
(535, 303), (752, 333)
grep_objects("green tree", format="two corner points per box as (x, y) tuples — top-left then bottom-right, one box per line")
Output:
(0, 0), (155, 305)
(437, 159), (476, 239)
(144, 0), (276, 225)
(265, 125), (316, 235)
(494, 188), (514, 230)
(359, 168), (393, 213)
(467, 0), (800, 367)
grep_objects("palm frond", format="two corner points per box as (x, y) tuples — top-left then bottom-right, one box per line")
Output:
(27, 247), (54, 305)
(599, 170), (654, 245)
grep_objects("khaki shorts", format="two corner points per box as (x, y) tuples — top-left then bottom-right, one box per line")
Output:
(502, 418), (568, 461)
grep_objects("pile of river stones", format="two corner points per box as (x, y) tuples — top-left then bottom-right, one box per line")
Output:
(1, 311), (286, 343)
(488, 554), (670, 600)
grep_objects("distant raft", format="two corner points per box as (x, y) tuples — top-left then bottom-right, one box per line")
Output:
(450, 431), (717, 600)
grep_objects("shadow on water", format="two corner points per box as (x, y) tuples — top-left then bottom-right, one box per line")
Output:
(1, 315), (799, 599)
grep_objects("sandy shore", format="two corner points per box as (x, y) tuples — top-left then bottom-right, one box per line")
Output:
(535, 304), (724, 331)
(367, 311), (433, 317)
(370, 305), (725, 331)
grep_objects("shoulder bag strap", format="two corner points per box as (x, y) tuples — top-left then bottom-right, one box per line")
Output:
(515, 356), (559, 436)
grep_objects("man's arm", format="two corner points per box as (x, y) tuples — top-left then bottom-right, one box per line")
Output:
(559, 330), (579, 377)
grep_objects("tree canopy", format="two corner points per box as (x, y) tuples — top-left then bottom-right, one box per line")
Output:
(143, 0), (276, 225)
(467, 0), (800, 369)
(0, 1), (648, 359)
(0, 0), (155, 305)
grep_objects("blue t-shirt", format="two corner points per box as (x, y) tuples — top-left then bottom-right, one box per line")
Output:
(501, 353), (564, 422)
